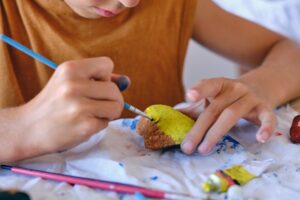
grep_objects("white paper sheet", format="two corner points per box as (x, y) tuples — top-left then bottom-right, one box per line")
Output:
(0, 105), (299, 200)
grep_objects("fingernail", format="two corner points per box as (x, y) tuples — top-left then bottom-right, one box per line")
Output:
(116, 76), (130, 91)
(259, 131), (269, 143)
(187, 90), (199, 102)
(181, 141), (194, 153)
(199, 142), (211, 155)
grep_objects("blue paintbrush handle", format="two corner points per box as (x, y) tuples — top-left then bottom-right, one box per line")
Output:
(0, 34), (149, 117)
(0, 34), (58, 69)
(124, 102), (131, 110)
(124, 103), (151, 120)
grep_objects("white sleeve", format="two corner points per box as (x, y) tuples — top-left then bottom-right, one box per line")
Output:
(212, 0), (300, 43)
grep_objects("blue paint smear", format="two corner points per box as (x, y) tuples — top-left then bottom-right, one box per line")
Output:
(215, 135), (240, 154)
(119, 163), (124, 168)
(131, 119), (139, 130)
(121, 118), (139, 130)
(150, 176), (158, 181)
(119, 193), (126, 200)
(122, 119), (132, 127)
(135, 192), (148, 200)
(273, 173), (278, 178)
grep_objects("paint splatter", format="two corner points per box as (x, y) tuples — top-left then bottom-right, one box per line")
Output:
(122, 119), (132, 127)
(150, 176), (158, 181)
(275, 132), (284, 136)
(118, 193), (126, 200)
(215, 135), (240, 154)
(131, 119), (139, 130)
(121, 118), (139, 130)
(254, 151), (261, 155)
(134, 192), (148, 200)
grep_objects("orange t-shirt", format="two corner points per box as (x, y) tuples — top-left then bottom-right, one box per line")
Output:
(0, 0), (197, 116)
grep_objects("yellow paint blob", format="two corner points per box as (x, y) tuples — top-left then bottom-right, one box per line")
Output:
(145, 105), (195, 144)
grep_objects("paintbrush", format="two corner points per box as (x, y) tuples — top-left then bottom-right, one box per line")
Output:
(0, 165), (209, 200)
(0, 34), (152, 120)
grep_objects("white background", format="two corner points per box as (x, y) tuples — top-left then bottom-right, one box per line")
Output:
(183, 40), (237, 90)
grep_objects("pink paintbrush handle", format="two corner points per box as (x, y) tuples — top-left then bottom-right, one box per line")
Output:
(11, 167), (165, 198)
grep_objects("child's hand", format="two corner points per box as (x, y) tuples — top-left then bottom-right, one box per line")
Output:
(179, 77), (277, 155)
(21, 57), (124, 156)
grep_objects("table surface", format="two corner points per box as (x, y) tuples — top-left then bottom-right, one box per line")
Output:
(0, 105), (299, 200)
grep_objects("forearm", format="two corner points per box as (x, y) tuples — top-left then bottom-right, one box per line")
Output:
(240, 39), (300, 108)
(0, 107), (34, 163)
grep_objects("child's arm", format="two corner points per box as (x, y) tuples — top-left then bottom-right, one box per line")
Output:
(0, 57), (124, 163)
(181, 0), (300, 154)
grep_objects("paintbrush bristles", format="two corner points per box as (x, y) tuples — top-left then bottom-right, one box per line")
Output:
(124, 103), (152, 120)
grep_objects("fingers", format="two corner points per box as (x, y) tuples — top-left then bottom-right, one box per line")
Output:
(181, 77), (276, 155)
(182, 97), (276, 155)
(67, 97), (123, 121)
(87, 100), (123, 120)
(58, 57), (131, 93)
(181, 99), (234, 154)
(256, 107), (277, 143)
(55, 57), (125, 122)
(197, 94), (255, 154)
(186, 78), (226, 102)
(78, 80), (124, 102)
(181, 81), (246, 154)
(72, 81), (124, 120)
(57, 57), (114, 81)
(176, 99), (207, 119)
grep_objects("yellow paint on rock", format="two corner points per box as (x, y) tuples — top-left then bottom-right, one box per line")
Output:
(145, 105), (195, 144)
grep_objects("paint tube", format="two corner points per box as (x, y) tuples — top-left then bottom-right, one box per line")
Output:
(226, 185), (243, 200)
(201, 159), (273, 193)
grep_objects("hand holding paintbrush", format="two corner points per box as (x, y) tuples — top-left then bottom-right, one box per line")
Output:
(0, 34), (151, 162)
(0, 34), (151, 120)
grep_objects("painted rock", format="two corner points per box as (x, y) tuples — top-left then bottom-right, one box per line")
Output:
(136, 104), (195, 150)
(290, 115), (300, 143)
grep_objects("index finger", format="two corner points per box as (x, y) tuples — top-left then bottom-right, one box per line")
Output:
(58, 57), (114, 81)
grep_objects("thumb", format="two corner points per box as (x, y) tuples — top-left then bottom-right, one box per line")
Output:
(186, 78), (225, 102)
(176, 100), (207, 119)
